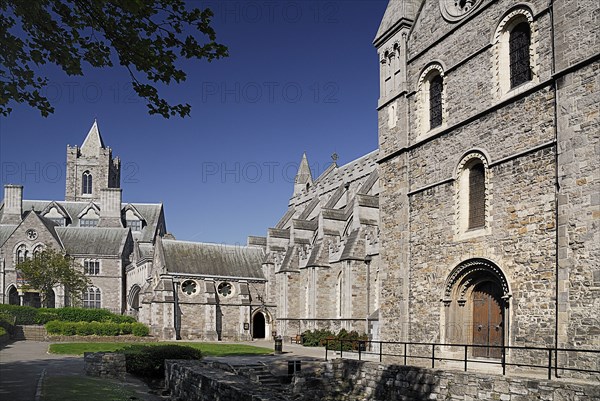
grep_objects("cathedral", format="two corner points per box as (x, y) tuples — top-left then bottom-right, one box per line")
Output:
(0, 0), (598, 370)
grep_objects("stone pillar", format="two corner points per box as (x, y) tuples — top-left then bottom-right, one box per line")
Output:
(98, 188), (123, 227)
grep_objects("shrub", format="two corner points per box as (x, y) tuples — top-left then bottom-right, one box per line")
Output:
(0, 326), (7, 337)
(45, 320), (78, 336)
(119, 322), (133, 335)
(0, 311), (15, 335)
(96, 322), (121, 336)
(131, 323), (150, 337)
(301, 329), (335, 347)
(118, 345), (202, 379)
(75, 322), (94, 336)
(0, 305), (39, 325)
(301, 328), (368, 350)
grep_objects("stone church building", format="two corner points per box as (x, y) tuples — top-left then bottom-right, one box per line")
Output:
(0, 0), (597, 367)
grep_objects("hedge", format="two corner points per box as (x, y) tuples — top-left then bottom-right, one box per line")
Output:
(301, 328), (368, 351)
(45, 320), (150, 337)
(117, 345), (202, 379)
(0, 305), (136, 325)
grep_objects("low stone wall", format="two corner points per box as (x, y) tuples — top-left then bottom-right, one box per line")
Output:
(84, 352), (126, 381)
(165, 360), (288, 401)
(291, 359), (600, 401)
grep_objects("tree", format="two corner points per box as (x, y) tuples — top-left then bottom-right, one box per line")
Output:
(16, 248), (90, 308)
(0, 0), (228, 118)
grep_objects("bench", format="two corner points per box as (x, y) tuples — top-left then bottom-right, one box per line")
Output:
(290, 334), (302, 344)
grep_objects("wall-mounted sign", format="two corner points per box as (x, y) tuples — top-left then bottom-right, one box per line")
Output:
(243, 323), (250, 331)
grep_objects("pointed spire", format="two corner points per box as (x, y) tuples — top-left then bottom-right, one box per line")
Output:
(294, 153), (313, 196)
(80, 119), (106, 156)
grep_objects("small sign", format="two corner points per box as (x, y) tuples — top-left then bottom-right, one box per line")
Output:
(243, 323), (249, 331)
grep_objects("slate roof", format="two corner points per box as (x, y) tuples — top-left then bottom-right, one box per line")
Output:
(0, 225), (17, 247)
(162, 240), (265, 280)
(56, 227), (130, 256)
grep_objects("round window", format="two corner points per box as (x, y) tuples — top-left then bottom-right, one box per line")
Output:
(181, 280), (197, 295)
(217, 282), (233, 297)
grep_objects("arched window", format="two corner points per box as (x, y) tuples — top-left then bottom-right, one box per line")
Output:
(417, 65), (446, 136)
(456, 153), (489, 236)
(509, 22), (531, 88)
(429, 74), (443, 129)
(492, 8), (536, 97)
(468, 162), (486, 229)
(16, 244), (27, 264)
(33, 246), (43, 259)
(82, 171), (93, 195)
(83, 287), (101, 309)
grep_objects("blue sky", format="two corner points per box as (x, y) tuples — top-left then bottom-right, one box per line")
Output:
(0, 1), (388, 245)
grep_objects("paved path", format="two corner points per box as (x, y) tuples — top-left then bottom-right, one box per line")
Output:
(0, 340), (163, 401)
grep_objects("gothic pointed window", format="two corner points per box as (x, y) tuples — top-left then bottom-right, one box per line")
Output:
(16, 244), (27, 264)
(429, 74), (443, 129)
(82, 171), (93, 195)
(509, 22), (531, 88)
(468, 163), (486, 229)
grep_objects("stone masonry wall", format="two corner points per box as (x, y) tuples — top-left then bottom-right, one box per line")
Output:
(84, 352), (126, 381)
(292, 359), (600, 401)
(165, 360), (287, 401)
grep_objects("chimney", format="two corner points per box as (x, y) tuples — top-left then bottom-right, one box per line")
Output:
(1, 185), (23, 225)
(98, 188), (123, 227)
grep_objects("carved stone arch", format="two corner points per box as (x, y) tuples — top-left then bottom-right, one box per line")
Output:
(443, 258), (511, 303)
(128, 284), (141, 309)
(454, 152), (492, 238)
(491, 5), (539, 98)
(416, 63), (447, 137)
(441, 259), (511, 356)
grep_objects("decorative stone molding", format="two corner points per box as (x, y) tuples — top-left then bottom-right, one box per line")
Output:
(454, 151), (492, 239)
(415, 64), (447, 140)
(491, 7), (539, 100)
(443, 258), (511, 301)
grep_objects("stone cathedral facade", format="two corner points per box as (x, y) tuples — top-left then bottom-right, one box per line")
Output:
(0, 1), (597, 365)
(375, 0), (598, 369)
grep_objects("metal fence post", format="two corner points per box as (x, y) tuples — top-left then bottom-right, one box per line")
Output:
(359, 341), (362, 361)
(340, 339), (343, 360)
(547, 348), (552, 380)
(379, 341), (382, 363)
(325, 339), (328, 361)
(404, 343), (407, 365)
(432, 344), (435, 368)
(464, 345), (468, 372)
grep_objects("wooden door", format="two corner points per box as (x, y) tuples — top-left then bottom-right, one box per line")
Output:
(472, 282), (503, 358)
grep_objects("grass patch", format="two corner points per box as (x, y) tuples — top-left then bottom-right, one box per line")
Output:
(49, 342), (273, 356)
(42, 376), (137, 401)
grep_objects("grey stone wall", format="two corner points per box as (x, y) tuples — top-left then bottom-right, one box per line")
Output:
(165, 360), (287, 401)
(292, 359), (600, 401)
(84, 352), (126, 381)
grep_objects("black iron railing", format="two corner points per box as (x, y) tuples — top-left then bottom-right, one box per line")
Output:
(324, 339), (600, 380)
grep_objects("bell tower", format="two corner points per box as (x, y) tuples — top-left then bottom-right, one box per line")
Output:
(65, 120), (121, 201)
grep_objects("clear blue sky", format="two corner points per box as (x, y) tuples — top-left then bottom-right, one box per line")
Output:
(0, 1), (388, 245)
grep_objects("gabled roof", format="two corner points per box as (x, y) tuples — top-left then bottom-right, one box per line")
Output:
(41, 201), (72, 222)
(161, 240), (265, 280)
(374, 0), (422, 45)
(56, 227), (130, 256)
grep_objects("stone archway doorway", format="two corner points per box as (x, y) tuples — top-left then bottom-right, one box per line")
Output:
(442, 259), (510, 360)
(252, 312), (266, 339)
(8, 286), (19, 305)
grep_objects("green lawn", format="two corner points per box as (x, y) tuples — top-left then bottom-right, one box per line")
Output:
(42, 376), (137, 401)
(48, 341), (273, 356)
